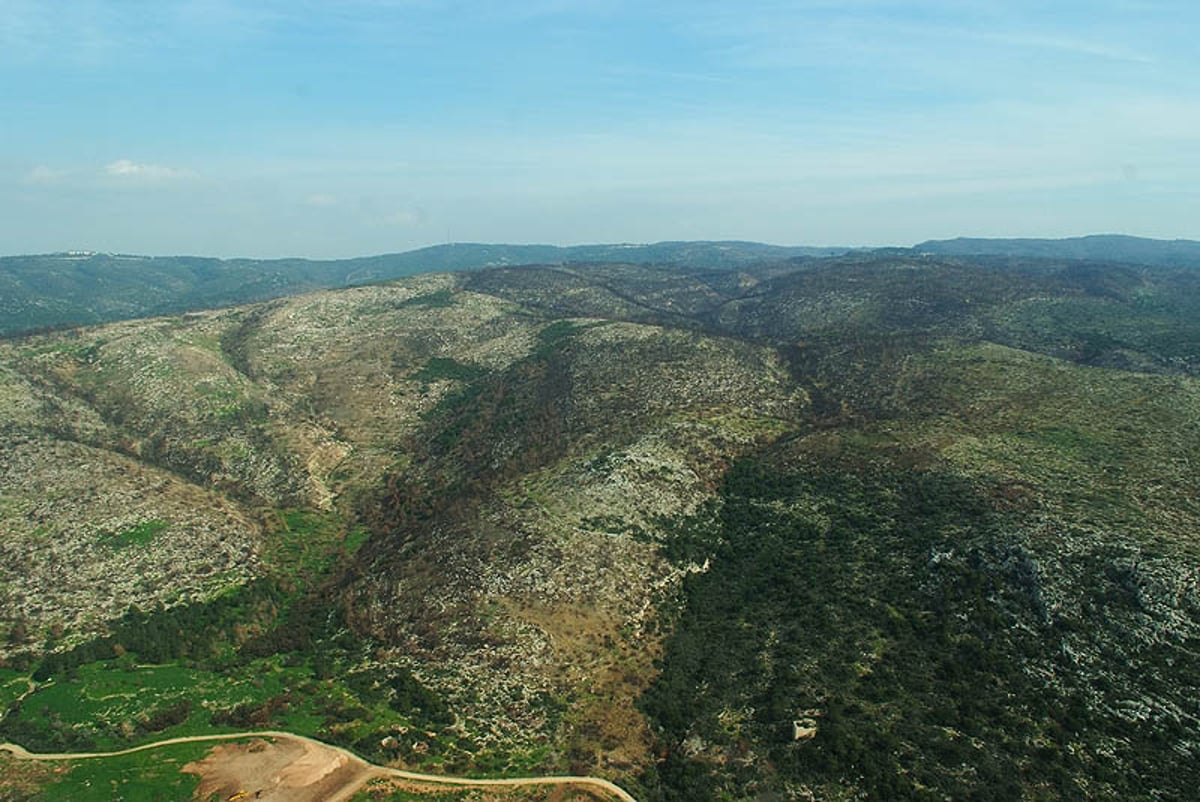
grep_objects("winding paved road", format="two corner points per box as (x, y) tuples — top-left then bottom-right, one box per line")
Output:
(0, 730), (639, 802)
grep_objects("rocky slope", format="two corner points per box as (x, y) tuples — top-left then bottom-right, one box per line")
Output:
(0, 241), (843, 336)
(1, 251), (1198, 799)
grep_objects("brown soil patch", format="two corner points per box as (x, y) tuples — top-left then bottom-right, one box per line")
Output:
(355, 777), (611, 801)
(182, 736), (374, 802)
(357, 777), (523, 800)
(511, 602), (658, 780)
(0, 753), (68, 799)
(545, 785), (613, 802)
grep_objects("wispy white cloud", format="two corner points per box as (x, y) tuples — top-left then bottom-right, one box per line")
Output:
(979, 30), (1154, 63)
(23, 165), (65, 185)
(679, 0), (1174, 97)
(0, 0), (285, 66)
(604, 64), (734, 85)
(0, 0), (151, 64)
(381, 208), (428, 226)
(105, 160), (195, 181)
(4, 0), (1198, 255)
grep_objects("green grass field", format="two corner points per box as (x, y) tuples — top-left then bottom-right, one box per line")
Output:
(31, 742), (209, 802)
(0, 669), (31, 711)
(4, 654), (443, 755)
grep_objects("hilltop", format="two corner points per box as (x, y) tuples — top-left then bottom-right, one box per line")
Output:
(916, 234), (1200, 266)
(8, 234), (1199, 339)
(0, 241), (846, 337)
(0, 247), (1198, 800)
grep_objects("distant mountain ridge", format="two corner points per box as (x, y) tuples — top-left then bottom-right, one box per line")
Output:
(3, 251), (1199, 799)
(0, 241), (845, 337)
(915, 234), (1200, 266)
(6, 235), (1200, 338)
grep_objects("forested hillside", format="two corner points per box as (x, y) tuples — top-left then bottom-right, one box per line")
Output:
(1, 249), (1198, 800)
(916, 234), (1200, 266)
(0, 241), (841, 336)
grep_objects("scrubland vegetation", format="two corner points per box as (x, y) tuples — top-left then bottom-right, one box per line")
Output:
(2, 244), (1198, 799)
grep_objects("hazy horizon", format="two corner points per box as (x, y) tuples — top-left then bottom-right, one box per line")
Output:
(9, 232), (1200, 264)
(4, 1), (1197, 258)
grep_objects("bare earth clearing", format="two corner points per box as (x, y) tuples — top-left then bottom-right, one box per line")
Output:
(182, 736), (373, 802)
(0, 731), (638, 802)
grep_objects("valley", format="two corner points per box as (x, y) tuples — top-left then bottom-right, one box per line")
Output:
(1, 246), (1198, 800)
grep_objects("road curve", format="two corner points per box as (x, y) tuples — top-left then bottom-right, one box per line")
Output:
(0, 730), (639, 802)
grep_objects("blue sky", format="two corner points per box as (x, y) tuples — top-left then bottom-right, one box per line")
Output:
(3, 0), (1198, 257)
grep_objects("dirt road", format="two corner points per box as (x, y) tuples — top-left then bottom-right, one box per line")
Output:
(0, 730), (639, 802)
